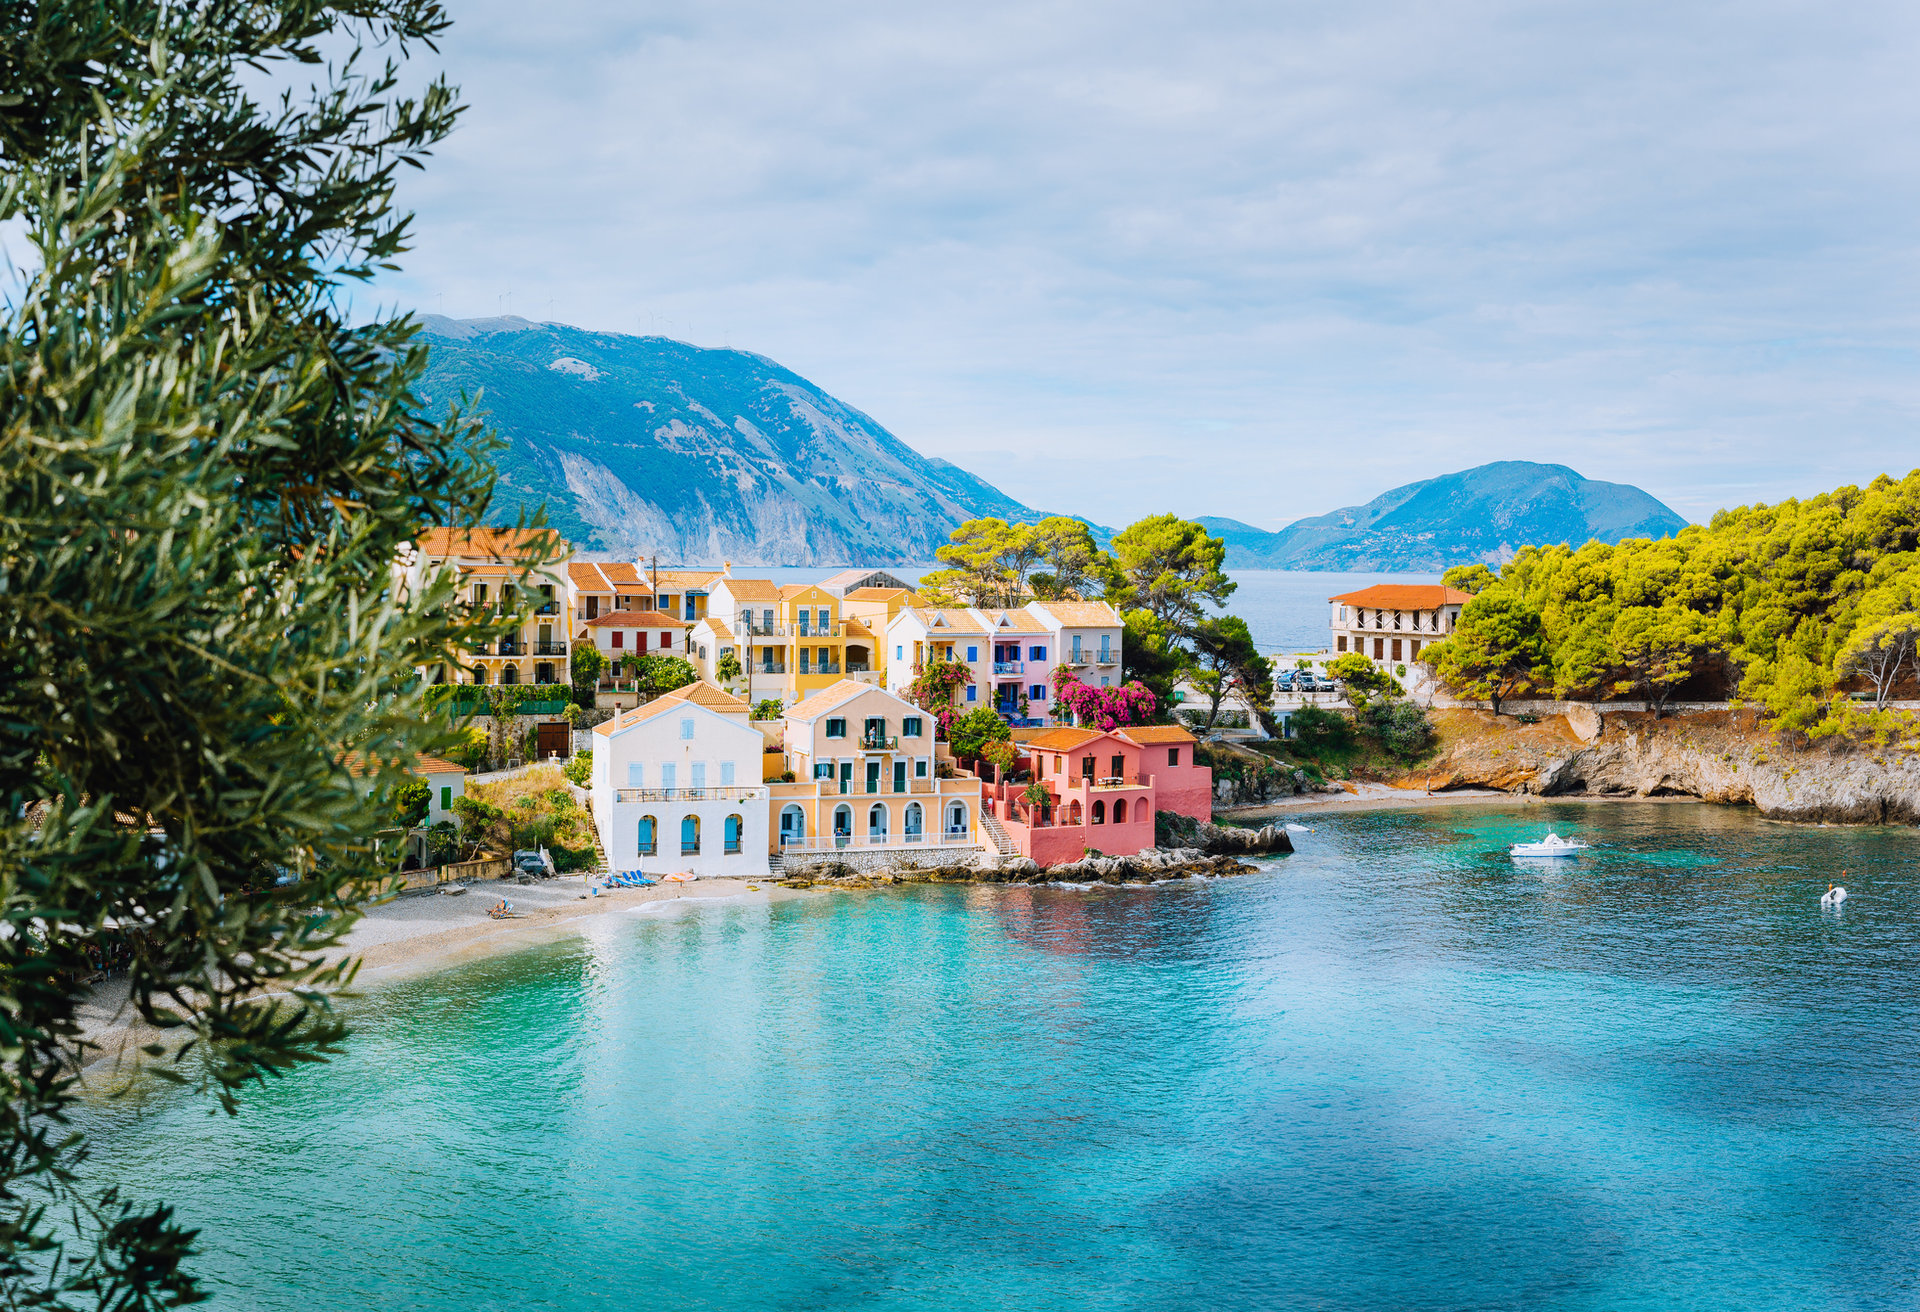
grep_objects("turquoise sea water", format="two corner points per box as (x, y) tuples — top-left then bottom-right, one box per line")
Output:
(80, 802), (1920, 1310)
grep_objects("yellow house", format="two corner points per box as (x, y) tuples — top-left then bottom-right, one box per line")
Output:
(402, 527), (571, 688)
(839, 586), (922, 686)
(704, 579), (877, 706)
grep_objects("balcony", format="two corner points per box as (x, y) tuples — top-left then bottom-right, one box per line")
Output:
(534, 641), (568, 656)
(497, 640), (523, 656)
(779, 832), (978, 854)
(860, 735), (898, 751)
(992, 660), (1025, 675)
(758, 664), (788, 676)
(536, 603), (558, 615)
(1083, 775), (1148, 791)
(614, 786), (770, 803)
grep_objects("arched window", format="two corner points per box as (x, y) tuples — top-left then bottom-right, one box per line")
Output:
(945, 801), (967, 837)
(637, 816), (657, 856)
(1092, 799), (1106, 825)
(1067, 800), (1082, 825)
(471, 665), (488, 686)
(501, 664), (519, 685)
(779, 804), (806, 846)
(680, 814), (700, 855)
(833, 804), (853, 848)
(1114, 798), (1127, 824)
(724, 814), (743, 855)
(868, 804), (888, 842)
(904, 802), (924, 839)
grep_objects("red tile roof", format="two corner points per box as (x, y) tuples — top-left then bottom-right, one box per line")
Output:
(1328, 585), (1474, 609)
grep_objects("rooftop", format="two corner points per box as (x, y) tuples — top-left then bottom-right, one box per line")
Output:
(417, 527), (563, 564)
(582, 609), (686, 628)
(1117, 724), (1197, 746)
(1030, 600), (1123, 628)
(1328, 584), (1475, 609)
(593, 680), (747, 735)
(784, 678), (878, 721)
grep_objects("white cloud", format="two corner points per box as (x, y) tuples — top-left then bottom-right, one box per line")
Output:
(372, 0), (1920, 528)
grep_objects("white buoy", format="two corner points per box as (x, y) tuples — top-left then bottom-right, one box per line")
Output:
(1822, 882), (1848, 907)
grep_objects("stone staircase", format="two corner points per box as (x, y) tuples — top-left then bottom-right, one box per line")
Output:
(766, 851), (785, 877)
(980, 811), (1016, 857)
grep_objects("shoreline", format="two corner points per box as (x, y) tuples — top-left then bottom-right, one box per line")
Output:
(1213, 782), (1713, 823)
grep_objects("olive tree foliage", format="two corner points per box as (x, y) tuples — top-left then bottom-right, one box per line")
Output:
(0, 3), (516, 1305)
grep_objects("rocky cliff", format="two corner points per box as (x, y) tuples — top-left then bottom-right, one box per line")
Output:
(1400, 708), (1920, 824)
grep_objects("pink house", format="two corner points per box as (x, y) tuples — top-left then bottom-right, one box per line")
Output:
(980, 723), (1212, 867)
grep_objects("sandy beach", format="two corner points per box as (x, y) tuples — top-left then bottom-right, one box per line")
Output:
(74, 874), (794, 1079)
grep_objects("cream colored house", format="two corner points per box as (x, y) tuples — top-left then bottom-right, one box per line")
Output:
(1329, 584), (1471, 663)
(401, 528), (571, 688)
(767, 680), (979, 855)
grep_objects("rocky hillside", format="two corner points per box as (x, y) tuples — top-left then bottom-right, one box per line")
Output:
(1201, 461), (1688, 570)
(1398, 708), (1920, 824)
(416, 316), (1046, 564)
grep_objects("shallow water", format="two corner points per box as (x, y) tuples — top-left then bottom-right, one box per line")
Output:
(79, 802), (1920, 1310)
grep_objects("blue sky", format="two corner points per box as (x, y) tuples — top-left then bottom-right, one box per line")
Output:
(369, 0), (1920, 530)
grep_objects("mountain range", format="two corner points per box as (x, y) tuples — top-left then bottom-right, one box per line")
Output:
(415, 316), (1048, 565)
(417, 319), (1689, 571)
(1199, 462), (1689, 571)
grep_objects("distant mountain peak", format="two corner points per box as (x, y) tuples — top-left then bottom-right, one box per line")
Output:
(414, 317), (1050, 566)
(1202, 461), (1689, 571)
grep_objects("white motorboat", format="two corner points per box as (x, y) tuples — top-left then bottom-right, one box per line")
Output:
(1509, 831), (1589, 858)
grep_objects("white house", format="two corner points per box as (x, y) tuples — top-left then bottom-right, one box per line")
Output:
(1328, 584), (1471, 664)
(590, 681), (770, 879)
(342, 751), (467, 827)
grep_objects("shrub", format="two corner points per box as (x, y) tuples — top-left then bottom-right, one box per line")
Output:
(563, 751), (592, 786)
(752, 698), (784, 720)
(949, 706), (1013, 761)
(1361, 700), (1434, 758)
(1289, 704), (1353, 752)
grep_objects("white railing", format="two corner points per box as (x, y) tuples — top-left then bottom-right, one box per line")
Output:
(778, 831), (977, 853)
(614, 786), (769, 803)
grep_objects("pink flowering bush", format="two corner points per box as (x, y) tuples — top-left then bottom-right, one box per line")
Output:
(1051, 667), (1157, 729)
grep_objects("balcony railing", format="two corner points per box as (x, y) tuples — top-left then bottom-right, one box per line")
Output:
(758, 664), (788, 675)
(497, 641), (522, 656)
(847, 663), (872, 673)
(1085, 775), (1148, 790)
(681, 842), (699, 856)
(993, 660), (1025, 674)
(536, 603), (558, 615)
(534, 641), (568, 656)
(613, 786), (770, 803)
(638, 841), (657, 855)
(860, 735), (898, 751)
(724, 839), (742, 855)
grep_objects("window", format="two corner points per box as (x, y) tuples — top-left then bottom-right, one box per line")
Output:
(1053, 755), (1062, 773)
(904, 802), (923, 836)
(1071, 635), (1083, 660)
(627, 763), (644, 786)
(1081, 756), (1095, 779)
(1030, 684), (1046, 700)
(612, 631), (624, 649)
(691, 762), (707, 789)
(1168, 748), (1180, 766)
(659, 631), (671, 649)
(1030, 645), (1047, 661)
(1115, 799), (1127, 824)
(868, 803), (888, 836)
(1111, 754), (1124, 778)
(1100, 676), (1109, 686)
(780, 804), (806, 844)
(826, 717), (846, 738)
(1340, 606), (1349, 622)
(965, 685), (977, 702)
(1337, 636), (1348, 653)
(902, 716), (923, 738)
(762, 608), (774, 631)
(915, 758), (929, 778)
(681, 814), (700, 855)
(1092, 800), (1106, 825)
(661, 763), (676, 789)
(817, 607), (830, 630)
(833, 804), (853, 846)
(440, 786), (451, 811)
(942, 645), (954, 662)
(1099, 635), (1112, 662)
(814, 762), (835, 780)
(724, 814), (743, 855)
(721, 761), (736, 786)
(966, 645), (978, 662)
(473, 583), (488, 606)
(896, 644), (904, 661)
(637, 815), (657, 855)
(800, 650), (812, 674)
(946, 801), (967, 835)
(680, 718), (695, 740)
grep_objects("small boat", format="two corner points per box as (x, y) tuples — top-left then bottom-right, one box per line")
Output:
(1509, 831), (1589, 858)
(1822, 883), (1848, 907)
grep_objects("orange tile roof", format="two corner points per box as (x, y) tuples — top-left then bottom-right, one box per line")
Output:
(909, 608), (988, 633)
(582, 609), (686, 628)
(1328, 585), (1474, 609)
(842, 618), (874, 639)
(417, 527), (564, 563)
(783, 679), (873, 721)
(698, 617), (735, 640)
(339, 750), (466, 776)
(1030, 600), (1122, 628)
(598, 561), (645, 585)
(844, 586), (920, 603)
(593, 680), (747, 735)
(980, 608), (1048, 633)
(778, 583), (828, 600)
(716, 578), (780, 602)
(1117, 725), (1196, 746)
(652, 569), (722, 589)
(568, 562), (612, 589)
(1022, 727), (1104, 752)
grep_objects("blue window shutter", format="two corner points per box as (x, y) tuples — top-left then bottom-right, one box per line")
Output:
(966, 686), (977, 702)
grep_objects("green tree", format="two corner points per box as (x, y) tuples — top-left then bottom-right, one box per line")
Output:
(948, 706), (1013, 762)
(0, 5), (499, 1298)
(923, 518), (1041, 607)
(1028, 517), (1113, 600)
(1190, 616), (1272, 731)
(1326, 651), (1400, 704)
(1118, 608), (1188, 714)
(1430, 594), (1550, 714)
(562, 751), (593, 787)
(1836, 569), (1920, 709)
(570, 642), (606, 708)
(1610, 602), (1716, 717)
(1288, 704), (1353, 753)
(1361, 700), (1434, 758)
(716, 649), (743, 683)
(752, 698), (785, 721)
(1104, 514), (1235, 631)
(1441, 563), (1499, 594)
(637, 655), (698, 695)
(392, 778), (432, 829)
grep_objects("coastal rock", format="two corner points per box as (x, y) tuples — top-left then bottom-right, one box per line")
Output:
(1397, 708), (1920, 825)
(1155, 810), (1296, 855)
